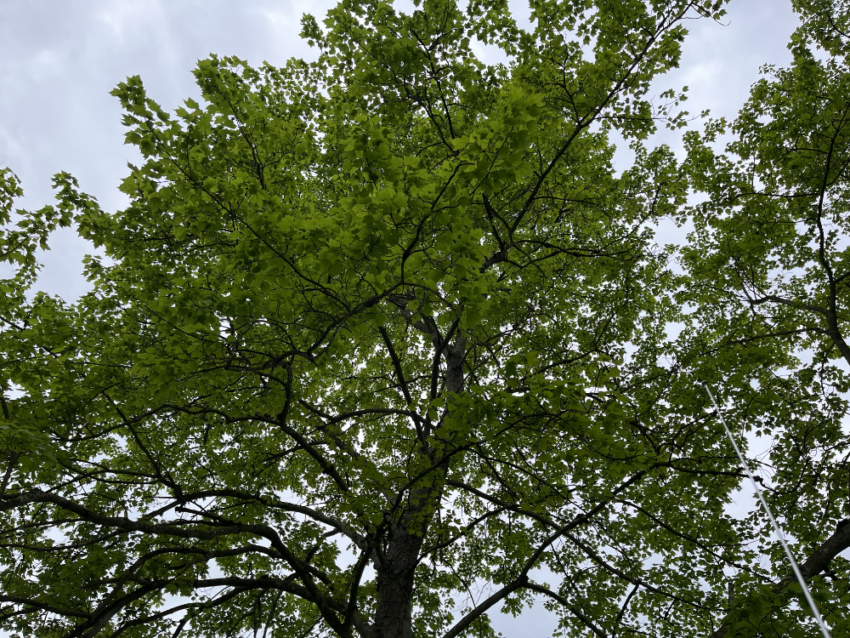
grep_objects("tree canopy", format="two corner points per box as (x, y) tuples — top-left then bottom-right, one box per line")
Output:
(1, 0), (849, 636)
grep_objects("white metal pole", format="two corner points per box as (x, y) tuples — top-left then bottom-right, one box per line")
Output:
(704, 384), (831, 638)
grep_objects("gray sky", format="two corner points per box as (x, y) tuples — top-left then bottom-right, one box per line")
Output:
(0, 0), (803, 635)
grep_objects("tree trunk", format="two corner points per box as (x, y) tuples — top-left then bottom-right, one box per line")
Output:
(373, 505), (430, 638)
(373, 333), (466, 638)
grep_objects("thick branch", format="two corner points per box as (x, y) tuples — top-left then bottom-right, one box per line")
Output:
(709, 519), (850, 638)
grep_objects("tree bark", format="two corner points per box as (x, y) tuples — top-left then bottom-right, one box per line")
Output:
(373, 504), (431, 638)
(373, 332), (466, 638)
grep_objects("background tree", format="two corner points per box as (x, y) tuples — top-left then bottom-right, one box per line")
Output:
(0, 0), (813, 636)
(679, 0), (850, 634)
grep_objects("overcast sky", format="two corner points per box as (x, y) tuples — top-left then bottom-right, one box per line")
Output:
(0, 0), (804, 635)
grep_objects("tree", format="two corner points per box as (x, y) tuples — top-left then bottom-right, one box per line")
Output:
(6, 0), (847, 636)
(679, 0), (850, 635)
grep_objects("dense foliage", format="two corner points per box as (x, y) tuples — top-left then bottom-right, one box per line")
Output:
(1, 0), (849, 636)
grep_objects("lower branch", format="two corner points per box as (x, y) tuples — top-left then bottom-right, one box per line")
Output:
(709, 519), (850, 638)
